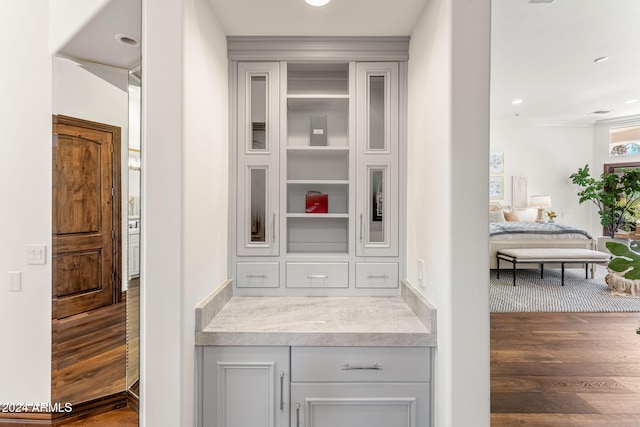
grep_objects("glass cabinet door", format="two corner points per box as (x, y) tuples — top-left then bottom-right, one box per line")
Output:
(249, 167), (268, 244)
(356, 63), (399, 257)
(237, 62), (280, 256)
(368, 167), (386, 244)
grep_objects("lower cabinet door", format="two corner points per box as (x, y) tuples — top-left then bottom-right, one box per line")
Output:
(291, 383), (429, 427)
(202, 346), (290, 427)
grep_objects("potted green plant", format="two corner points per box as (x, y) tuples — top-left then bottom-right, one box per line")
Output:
(604, 241), (640, 298)
(570, 164), (640, 238)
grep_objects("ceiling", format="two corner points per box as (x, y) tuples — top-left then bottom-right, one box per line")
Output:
(491, 0), (640, 124)
(56, 0), (141, 71)
(206, 0), (429, 36)
(57, 0), (640, 124)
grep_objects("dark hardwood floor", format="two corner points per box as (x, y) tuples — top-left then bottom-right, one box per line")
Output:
(491, 312), (640, 426)
(58, 406), (138, 426)
(51, 301), (138, 426)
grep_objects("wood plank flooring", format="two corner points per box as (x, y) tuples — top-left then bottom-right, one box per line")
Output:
(491, 312), (640, 426)
(58, 406), (138, 426)
(52, 302), (127, 405)
(51, 302), (137, 426)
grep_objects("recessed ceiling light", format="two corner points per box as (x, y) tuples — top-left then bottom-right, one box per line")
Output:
(115, 34), (139, 47)
(592, 109), (612, 114)
(305, 0), (331, 6)
(624, 99), (638, 104)
(594, 56), (609, 63)
(511, 99), (523, 105)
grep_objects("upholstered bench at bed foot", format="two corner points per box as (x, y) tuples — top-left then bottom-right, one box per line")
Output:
(496, 248), (611, 286)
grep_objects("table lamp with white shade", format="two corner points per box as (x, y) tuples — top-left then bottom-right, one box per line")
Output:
(530, 195), (552, 222)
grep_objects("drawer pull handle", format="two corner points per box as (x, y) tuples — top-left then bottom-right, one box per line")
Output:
(307, 274), (328, 279)
(341, 363), (383, 371)
(272, 212), (277, 243)
(280, 371), (285, 412)
(246, 274), (267, 278)
(367, 274), (389, 279)
(296, 403), (300, 427)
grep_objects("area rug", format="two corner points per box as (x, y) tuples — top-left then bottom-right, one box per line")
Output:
(490, 265), (640, 313)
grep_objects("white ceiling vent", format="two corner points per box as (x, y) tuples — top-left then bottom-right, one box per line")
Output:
(529, 0), (555, 3)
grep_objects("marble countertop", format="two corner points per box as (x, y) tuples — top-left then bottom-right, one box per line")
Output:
(195, 281), (437, 347)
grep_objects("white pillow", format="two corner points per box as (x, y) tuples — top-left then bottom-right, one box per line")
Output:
(489, 208), (506, 222)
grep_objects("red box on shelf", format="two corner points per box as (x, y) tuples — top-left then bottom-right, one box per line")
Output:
(305, 191), (328, 213)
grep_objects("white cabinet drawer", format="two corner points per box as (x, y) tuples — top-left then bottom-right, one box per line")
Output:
(236, 262), (280, 288)
(355, 263), (399, 288)
(291, 382), (429, 427)
(286, 263), (348, 288)
(291, 346), (430, 382)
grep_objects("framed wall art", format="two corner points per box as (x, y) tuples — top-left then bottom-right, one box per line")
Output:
(489, 175), (504, 200)
(512, 176), (528, 209)
(489, 152), (504, 174)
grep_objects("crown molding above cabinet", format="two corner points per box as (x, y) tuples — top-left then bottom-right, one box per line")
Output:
(227, 36), (410, 61)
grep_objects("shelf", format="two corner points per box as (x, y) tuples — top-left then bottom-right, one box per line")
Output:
(287, 152), (348, 181)
(287, 94), (349, 99)
(286, 96), (348, 112)
(287, 179), (349, 185)
(286, 213), (349, 219)
(287, 63), (349, 97)
(287, 146), (349, 152)
(286, 245), (348, 255)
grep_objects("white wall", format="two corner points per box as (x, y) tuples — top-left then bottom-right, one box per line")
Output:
(140, 0), (183, 424)
(407, 0), (491, 425)
(141, 0), (228, 425)
(182, 0), (229, 425)
(53, 57), (129, 133)
(490, 120), (594, 232)
(0, 2), (52, 404)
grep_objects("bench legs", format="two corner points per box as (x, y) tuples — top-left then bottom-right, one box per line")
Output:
(497, 260), (591, 286)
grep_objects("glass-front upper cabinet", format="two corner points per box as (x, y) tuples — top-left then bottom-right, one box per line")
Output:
(356, 62), (399, 257)
(237, 62), (280, 256)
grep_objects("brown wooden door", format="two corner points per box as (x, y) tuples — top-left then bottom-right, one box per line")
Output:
(53, 115), (121, 319)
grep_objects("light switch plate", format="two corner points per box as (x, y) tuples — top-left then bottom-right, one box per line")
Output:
(9, 271), (21, 292)
(26, 244), (46, 265)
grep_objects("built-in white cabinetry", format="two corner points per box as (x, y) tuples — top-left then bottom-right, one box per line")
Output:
(201, 346), (430, 427)
(236, 62), (280, 257)
(202, 346), (290, 427)
(231, 44), (405, 294)
(355, 62), (399, 258)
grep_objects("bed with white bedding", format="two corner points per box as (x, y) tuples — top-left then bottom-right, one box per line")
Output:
(489, 221), (594, 269)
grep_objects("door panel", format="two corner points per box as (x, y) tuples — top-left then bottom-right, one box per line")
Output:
(53, 116), (121, 319)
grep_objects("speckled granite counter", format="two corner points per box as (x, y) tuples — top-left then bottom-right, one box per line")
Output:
(195, 280), (437, 347)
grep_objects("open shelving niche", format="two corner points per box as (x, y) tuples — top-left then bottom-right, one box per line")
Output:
(284, 62), (352, 255)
